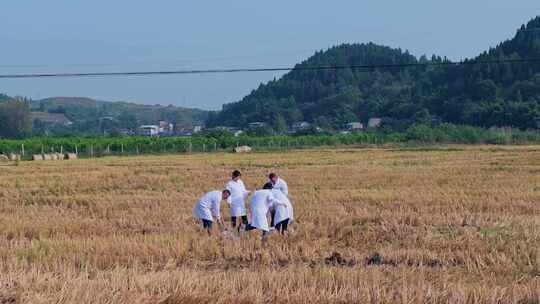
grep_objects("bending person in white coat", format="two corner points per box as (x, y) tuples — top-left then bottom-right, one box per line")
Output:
(269, 172), (288, 227)
(192, 189), (231, 235)
(271, 188), (294, 235)
(245, 183), (286, 237)
(225, 170), (251, 231)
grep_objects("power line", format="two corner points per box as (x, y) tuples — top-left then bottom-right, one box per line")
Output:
(0, 58), (539, 79)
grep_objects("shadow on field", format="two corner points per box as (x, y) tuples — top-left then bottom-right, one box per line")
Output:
(324, 252), (357, 267)
(364, 252), (465, 268)
(156, 295), (254, 304)
(322, 251), (465, 269)
(0, 292), (18, 304)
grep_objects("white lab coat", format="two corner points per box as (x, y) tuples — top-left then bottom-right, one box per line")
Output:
(248, 190), (284, 232)
(272, 177), (288, 196)
(192, 191), (223, 221)
(225, 179), (250, 217)
(271, 189), (294, 225)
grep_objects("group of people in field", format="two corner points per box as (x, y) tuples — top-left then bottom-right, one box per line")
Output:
(192, 171), (293, 238)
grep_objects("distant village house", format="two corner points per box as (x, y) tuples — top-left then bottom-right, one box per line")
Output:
(158, 120), (174, 133)
(248, 122), (265, 128)
(343, 122), (364, 131)
(227, 127), (244, 137)
(138, 125), (160, 136)
(292, 121), (311, 131)
(367, 118), (382, 129)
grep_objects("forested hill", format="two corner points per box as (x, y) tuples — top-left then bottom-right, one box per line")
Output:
(0, 95), (208, 137)
(29, 97), (208, 135)
(207, 16), (540, 131)
(32, 97), (207, 125)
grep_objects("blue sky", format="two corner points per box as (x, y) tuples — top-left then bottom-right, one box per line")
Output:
(1, 1), (539, 110)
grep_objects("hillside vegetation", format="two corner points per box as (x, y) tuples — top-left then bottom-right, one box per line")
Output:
(31, 97), (208, 135)
(208, 17), (540, 131)
(0, 96), (208, 138)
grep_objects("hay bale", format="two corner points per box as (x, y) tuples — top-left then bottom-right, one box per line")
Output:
(233, 145), (252, 153)
(32, 154), (44, 161)
(55, 153), (65, 160)
(8, 153), (21, 161)
(65, 153), (78, 160)
(0, 155), (9, 162)
(43, 154), (53, 161)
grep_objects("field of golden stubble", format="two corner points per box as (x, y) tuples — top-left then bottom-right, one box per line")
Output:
(1, 145), (540, 303)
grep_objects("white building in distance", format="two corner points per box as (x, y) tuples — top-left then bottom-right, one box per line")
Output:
(139, 125), (160, 136)
(343, 122), (364, 131)
(367, 118), (382, 129)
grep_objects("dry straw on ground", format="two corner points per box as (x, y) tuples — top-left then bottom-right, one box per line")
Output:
(1, 146), (540, 303)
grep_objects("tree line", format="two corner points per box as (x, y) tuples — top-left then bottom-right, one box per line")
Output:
(0, 97), (32, 139)
(2, 124), (540, 159)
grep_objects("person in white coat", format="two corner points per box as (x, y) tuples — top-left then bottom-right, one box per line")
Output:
(225, 170), (251, 230)
(245, 183), (285, 237)
(269, 173), (288, 196)
(268, 173), (288, 227)
(192, 189), (231, 235)
(271, 188), (294, 235)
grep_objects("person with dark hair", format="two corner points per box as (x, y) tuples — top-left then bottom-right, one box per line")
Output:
(262, 182), (274, 190)
(225, 170), (250, 231)
(192, 189), (231, 235)
(269, 173), (288, 196)
(244, 182), (284, 238)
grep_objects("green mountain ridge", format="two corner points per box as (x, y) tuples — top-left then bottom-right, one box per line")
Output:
(207, 16), (540, 131)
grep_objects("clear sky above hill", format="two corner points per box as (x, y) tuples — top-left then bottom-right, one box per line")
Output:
(1, 1), (539, 110)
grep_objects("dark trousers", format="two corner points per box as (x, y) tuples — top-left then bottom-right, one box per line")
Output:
(270, 210), (276, 227)
(231, 215), (248, 228)
(275, 218), (289, 233)
(202, 219), (213, 229)
(245, 224), (268, 236)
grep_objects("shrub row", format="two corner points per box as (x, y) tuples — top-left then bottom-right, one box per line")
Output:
(1, 124), (539, 159)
